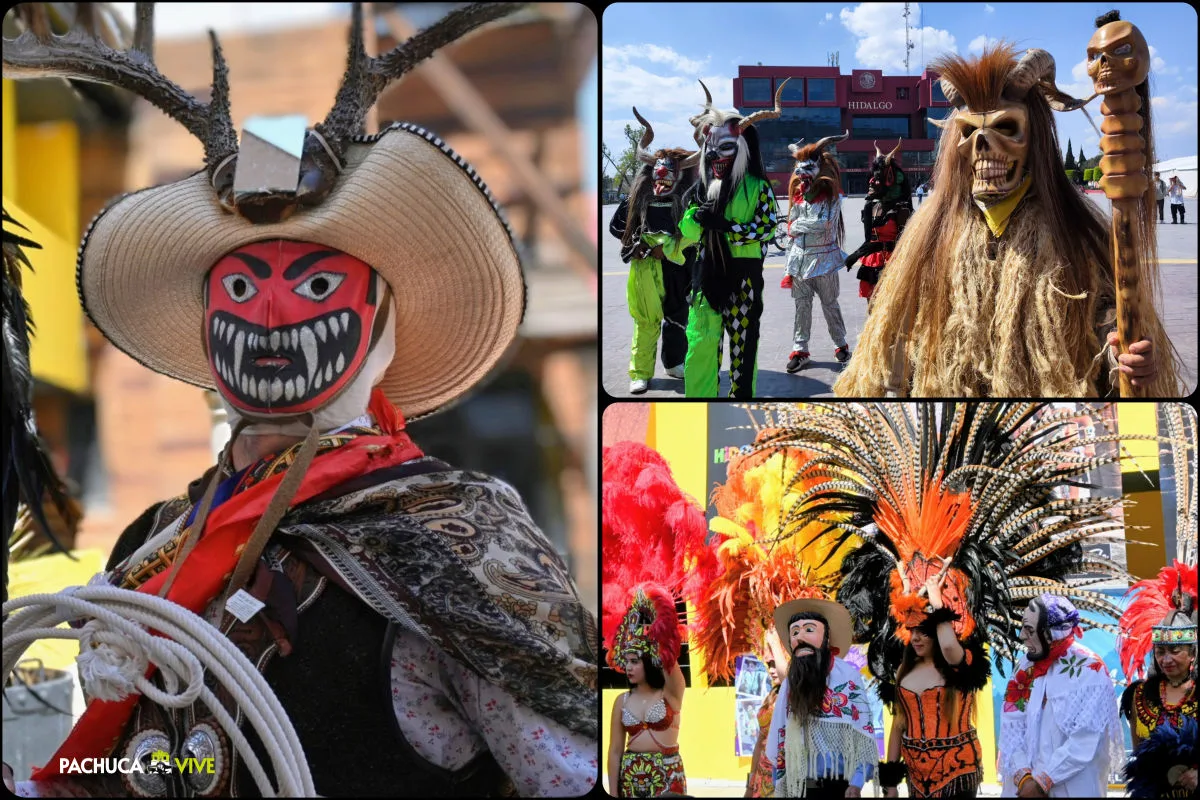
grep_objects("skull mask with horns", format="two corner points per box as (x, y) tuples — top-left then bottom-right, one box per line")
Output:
(787, 131), (850, 201)
(688, 78), (786, 196)
(936, 48), (1087, 202)
(866, 138), (910, 203)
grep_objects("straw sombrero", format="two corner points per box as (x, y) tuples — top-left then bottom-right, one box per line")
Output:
(77, 121), (525, 420)
(774, 597), (853, 658)
(0, 2), (530, 421)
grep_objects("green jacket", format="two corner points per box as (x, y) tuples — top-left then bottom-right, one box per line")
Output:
(679, 175), (779, 258)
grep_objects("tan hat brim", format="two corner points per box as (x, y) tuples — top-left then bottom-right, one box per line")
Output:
(78, 123), (525, 419)
(774, 597), (853, 658)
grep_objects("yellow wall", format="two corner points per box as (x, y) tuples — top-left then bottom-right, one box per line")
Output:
(1117, 404), (1166, 581)
(3, 79), (15, 198)
(4, 116), (89, 394)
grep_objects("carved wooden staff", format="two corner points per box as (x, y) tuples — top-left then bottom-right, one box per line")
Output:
(1088, 12), (1154, 397)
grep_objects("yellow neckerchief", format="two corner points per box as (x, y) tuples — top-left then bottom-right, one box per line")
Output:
(974, 173), (1032, 238)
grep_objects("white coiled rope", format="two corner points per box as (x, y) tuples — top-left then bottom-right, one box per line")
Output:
(2, 583), (316, 797)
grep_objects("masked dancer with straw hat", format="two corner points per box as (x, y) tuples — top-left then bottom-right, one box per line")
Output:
(2, 4), (596, 797)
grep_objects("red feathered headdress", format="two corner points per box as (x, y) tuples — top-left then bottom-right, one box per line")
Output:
(602, 441), (714, 674)
(1119, 560), (1198, 680)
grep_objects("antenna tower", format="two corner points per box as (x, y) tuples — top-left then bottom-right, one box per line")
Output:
(903, 3), (916, 73)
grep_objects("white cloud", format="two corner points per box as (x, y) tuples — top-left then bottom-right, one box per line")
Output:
(603, 44), (709, 76)
(1054, 58), (1096, 103)
(1148, 45), (1179, 76)
(840, 3), (956, 72)
(820, 11), (833, 25)
(1148, 93), (1199, 136)
(602, 48), (733, 155)
(967, 35), (999, 54)
(985, 4), (995, 12)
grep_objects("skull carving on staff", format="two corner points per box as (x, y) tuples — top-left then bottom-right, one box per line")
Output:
(1087, 18), (1150, 93)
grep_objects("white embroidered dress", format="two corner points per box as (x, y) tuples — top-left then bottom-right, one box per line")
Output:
(997, 641), (1125, 798)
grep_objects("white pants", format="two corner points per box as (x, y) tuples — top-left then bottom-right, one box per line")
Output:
(792, 271), (847, 352)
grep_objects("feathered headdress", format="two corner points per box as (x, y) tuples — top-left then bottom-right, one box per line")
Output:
(3, 207), (77, 603)
(1118, 561), (1197, 681)
(683, 432), (856, 682)
(755, 402), (1161, 697)
(1119, 404), (1199, 681)
(602, 441), (713, 673)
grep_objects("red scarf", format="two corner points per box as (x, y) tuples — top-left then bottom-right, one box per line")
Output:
(32, 389), (423, 780)
(1003, 632), (1078, 712)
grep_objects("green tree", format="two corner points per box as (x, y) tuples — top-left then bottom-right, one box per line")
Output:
(1064, 139), (1076, 172)
(614, 123), (647, 193)
(1078, 147), (1088, 168)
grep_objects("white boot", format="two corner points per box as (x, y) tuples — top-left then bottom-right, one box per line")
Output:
(629, 379), (648, 394)
(665, 364), (685, 379)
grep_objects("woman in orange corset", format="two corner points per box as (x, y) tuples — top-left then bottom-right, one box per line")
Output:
(882, 577), (985, 798)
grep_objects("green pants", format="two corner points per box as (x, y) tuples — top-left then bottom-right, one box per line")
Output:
(627, 257), (665, 381)
(684, 283), (761, 398)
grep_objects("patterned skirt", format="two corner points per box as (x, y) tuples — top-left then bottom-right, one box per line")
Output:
(901, 729), (983, 798)
(619, 747), (687, 798)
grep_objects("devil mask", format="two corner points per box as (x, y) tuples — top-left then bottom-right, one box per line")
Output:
(631, 107), (700, 198)
(204, 240), (391, 418)
(866, 139), (908, 202)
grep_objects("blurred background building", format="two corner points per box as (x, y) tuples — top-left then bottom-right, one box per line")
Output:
(2, 2), (598, 614)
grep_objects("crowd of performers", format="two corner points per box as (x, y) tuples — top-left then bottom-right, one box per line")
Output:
(603, 403), (1198, 798)
(612, 15), (1183, 398)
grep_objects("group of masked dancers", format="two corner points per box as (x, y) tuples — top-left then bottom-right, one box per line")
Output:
(603, 403), (1197, 798)
(613, 33), (1184, 398)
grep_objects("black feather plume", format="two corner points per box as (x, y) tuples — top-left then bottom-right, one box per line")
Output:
(3, 206), (76, 605)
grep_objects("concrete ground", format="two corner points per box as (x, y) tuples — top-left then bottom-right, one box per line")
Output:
(601, 196), (1198, 398)
(676, 777), (1127, 797)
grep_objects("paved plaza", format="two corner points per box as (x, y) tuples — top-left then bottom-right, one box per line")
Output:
(601, 196), (1198, 398)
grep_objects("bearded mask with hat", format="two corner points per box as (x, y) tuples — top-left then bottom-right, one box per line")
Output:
(683, 432), (859, 683)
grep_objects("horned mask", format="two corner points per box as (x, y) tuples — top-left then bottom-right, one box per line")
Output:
(688, 78), (787, 189)
(787, 131), (850, 201)
(632, 107), (700, 197)
(866, 138), (907, 202)
(938, 48), (1086, 202)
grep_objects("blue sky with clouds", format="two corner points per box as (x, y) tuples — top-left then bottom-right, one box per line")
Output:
(602, 2), (1198, 169)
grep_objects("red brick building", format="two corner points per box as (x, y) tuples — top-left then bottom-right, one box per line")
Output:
(732, 65), (951, 194)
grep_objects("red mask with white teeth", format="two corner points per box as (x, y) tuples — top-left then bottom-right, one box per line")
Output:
(204, 240), (388, 417)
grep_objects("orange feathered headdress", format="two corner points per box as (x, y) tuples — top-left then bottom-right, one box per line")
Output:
(683, 433), (855, 683)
